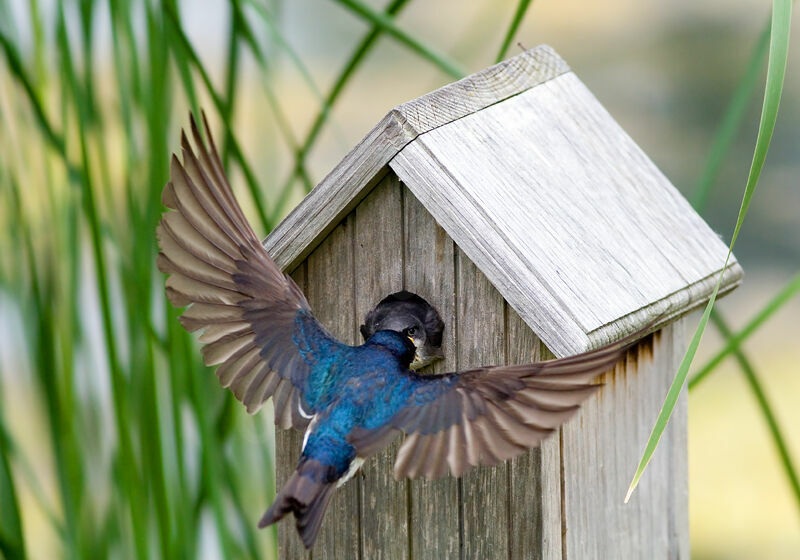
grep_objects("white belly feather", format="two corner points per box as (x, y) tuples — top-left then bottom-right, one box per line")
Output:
(300, 412), (364, 488)
(337, 457), (365, 488)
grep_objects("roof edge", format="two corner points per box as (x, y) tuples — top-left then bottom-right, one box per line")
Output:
(584, 261), (744, 352)
(389, 99), (745, 358)
(264, 45), (570, 272)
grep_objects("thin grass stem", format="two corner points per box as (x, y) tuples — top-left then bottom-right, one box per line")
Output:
(495, 0), (533, 62)
(689, 272), (800, 389)
(626, 0), (793, 501)
(707, 313), (800, 516)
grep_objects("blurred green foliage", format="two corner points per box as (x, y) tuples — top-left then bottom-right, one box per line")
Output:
(0, 1), (796, 559)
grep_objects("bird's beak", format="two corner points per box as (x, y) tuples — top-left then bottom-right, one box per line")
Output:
(407, 336), (423, 370)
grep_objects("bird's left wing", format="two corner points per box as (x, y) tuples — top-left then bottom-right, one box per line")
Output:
(156, 113), (345, 429)
(348, 327), (651, 479)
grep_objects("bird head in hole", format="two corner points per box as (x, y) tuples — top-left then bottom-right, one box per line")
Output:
(360, 291), (445, 370)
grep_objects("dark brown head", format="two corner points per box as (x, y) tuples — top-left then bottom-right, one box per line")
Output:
(360, 291), (445, 370)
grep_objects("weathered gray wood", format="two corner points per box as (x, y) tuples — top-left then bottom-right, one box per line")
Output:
(305, 218), (361, 559)
(264, 43), (710, 558)
(403, 187), (460, 560)
(390, 70), (742, 357)
(456, 247), (509, 560)
(353, 174), (408, 559)
(667, 320), (690, 560)
(276, 264), (313, 559)
(264, 45), (568, 273)
(393, 45), (569, 135)
(506, 307), (563, 560)
(276, 185), (692, 559)
(560, 320), (688, 558)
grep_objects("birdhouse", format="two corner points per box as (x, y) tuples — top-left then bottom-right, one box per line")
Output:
(264, 45), (742, 559)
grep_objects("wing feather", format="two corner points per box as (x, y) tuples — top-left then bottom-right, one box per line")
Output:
(378, 327), (654, 480)
(157, 112), (347, 428)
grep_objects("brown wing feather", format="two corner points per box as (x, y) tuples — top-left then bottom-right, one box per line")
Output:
(349, 327), (653, 480)
(157, 112), (336, 428)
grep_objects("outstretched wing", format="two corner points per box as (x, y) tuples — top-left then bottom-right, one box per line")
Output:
(348, 327), (652, 479)
(156, 112), (345, 429)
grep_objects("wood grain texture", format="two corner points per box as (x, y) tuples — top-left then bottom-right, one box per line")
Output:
(276, 184), (690, 558)
(392, 44), (569, 135)
(276, 264), (313, 559)
(456, 247), (509, 560)
(353, 174), (408, 559)
(506, 307), (562, 560)
(403, 187), (460, 560)
(560, 320), (687, 559)
(390, 70), (742, 357)
(667, 320), (690, 560)
(305, 218), (361, 559)
(264, 45), (568, 274)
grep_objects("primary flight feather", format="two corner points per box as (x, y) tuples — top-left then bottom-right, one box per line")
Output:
(157, 114), (651, 549)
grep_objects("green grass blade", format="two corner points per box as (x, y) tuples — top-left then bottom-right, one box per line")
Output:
(0, 421), (63, 536)
(163, 3), (271, 232)
(685, 16), (768, 400)
(242, 0), (326, 104)
(625, 0), (792, 502)
(268, 0), (412, 223)
(222, 455), (262, 560)
(221, 0), (243, 166)
(0, 30), (67, 159)
(681, 13), (799, 524)
(330, 0), (466, 79)
(495, 0), (533, 62)
(184, 342), (235, 558)
(4, 161), (82, 556)
(689, 272), (800, 389)
(300, 0), (410, 153)
(0, 387), (26, 560)
(55, 6), (149, 555)
(234, 1), (315, 194)
(690, 20), (770, 211)
(707, 313), (800, 515)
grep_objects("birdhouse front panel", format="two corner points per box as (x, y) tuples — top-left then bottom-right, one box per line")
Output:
(259, 44), (738, 558)
(274, 171), (688, 559)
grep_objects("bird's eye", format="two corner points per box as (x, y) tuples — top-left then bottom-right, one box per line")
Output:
(406, 326), (417, 336)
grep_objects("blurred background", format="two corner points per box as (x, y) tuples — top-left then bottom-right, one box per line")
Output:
(0, 0), (797, 558)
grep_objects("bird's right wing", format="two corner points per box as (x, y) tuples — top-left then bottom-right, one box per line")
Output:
(347, 327), (653, 479)
(157, 113), (347, 430)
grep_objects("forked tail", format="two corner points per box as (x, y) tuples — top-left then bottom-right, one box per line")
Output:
(258, 458), (336, 549)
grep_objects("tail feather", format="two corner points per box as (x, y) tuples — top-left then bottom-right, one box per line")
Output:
(258, 459), (337, 549)
(295, 483), (335, 548)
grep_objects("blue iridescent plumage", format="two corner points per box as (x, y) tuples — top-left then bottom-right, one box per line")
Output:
(157, 114), (651, 550)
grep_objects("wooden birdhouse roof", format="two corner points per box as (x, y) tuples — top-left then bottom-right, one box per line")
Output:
(264, 45), (742, 357)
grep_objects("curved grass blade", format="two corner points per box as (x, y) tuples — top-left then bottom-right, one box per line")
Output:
(708, 313), (800, 513)
(268, 0), (413, 223)
(0, 383), (26, 560)
(235, 0), (316, 194)
(0, 30), (69, 163)
(625, 0), (792, 502)
(55, 6), (150, 556)
(683, 10), (799, 518)
(689, 272), (800, 389)
(495, 0), (533, 63)
(221, 0), (243, 166)
(331, 0), (466, 79)
(691, 20), (770, 211)
(0, 421), (64, 536)
(163, 3), (270, 233)
(3, 148), (83, 556)
(242, 0), (326, 105)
